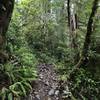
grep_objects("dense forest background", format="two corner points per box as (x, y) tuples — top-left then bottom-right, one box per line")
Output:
(0, 0), (100, 100)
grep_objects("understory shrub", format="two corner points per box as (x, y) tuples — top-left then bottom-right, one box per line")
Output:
(68, 68), (100, 100)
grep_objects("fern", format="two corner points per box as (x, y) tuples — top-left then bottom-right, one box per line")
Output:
(0, 50), (37, 99)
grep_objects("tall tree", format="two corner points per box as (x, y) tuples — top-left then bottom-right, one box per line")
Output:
(67, 0), (70, 27)
(67, 0), (78, 63)
(68, 0), (99, 78)
(0, 0), (15, 63)
(82, 0), (99, 60)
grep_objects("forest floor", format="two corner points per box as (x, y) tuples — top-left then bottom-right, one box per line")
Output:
(24, 63), (71, 100)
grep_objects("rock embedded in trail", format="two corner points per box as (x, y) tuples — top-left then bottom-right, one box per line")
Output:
(55, 90), (59, 96)
(35, 94), (40, 100)
(48, 89), (55, 96)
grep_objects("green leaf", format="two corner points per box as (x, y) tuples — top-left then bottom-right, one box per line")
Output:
(8, 93), (13, 100)
(19, 83), (26, 96)
(22, 82), (32, 90)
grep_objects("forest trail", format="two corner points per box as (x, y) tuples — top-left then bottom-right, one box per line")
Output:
(24, 64), (71, 100)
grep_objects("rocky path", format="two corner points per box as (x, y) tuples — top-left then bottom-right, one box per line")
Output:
(24, 64), (71, 100)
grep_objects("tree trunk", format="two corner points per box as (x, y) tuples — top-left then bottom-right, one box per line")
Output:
(0, 0), (15, 63)
(67, 0), (70, 27)
(75, 0), (99, 68)
(67, 0), (78, 63)
(82, 0), (99, 58)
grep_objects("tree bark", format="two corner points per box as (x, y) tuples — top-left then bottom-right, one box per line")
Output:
(82, 0), (99, 58)
(67, 0), (70, 27)
(67, 0), (78, 63)
(0, 0), (15, 63)
(0, 0), (15, 48)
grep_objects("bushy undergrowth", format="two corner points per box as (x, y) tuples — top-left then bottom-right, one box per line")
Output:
(0, 46), (37, 100)
(68, 68), (100, 100)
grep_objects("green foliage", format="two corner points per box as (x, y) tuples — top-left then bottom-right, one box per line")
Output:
(0, 60), (37, 99)
(0, 0), (100, 99)
(0, 81), (32, 100)
(69, 68), (100, 99)
(0, 46), (37, 99)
